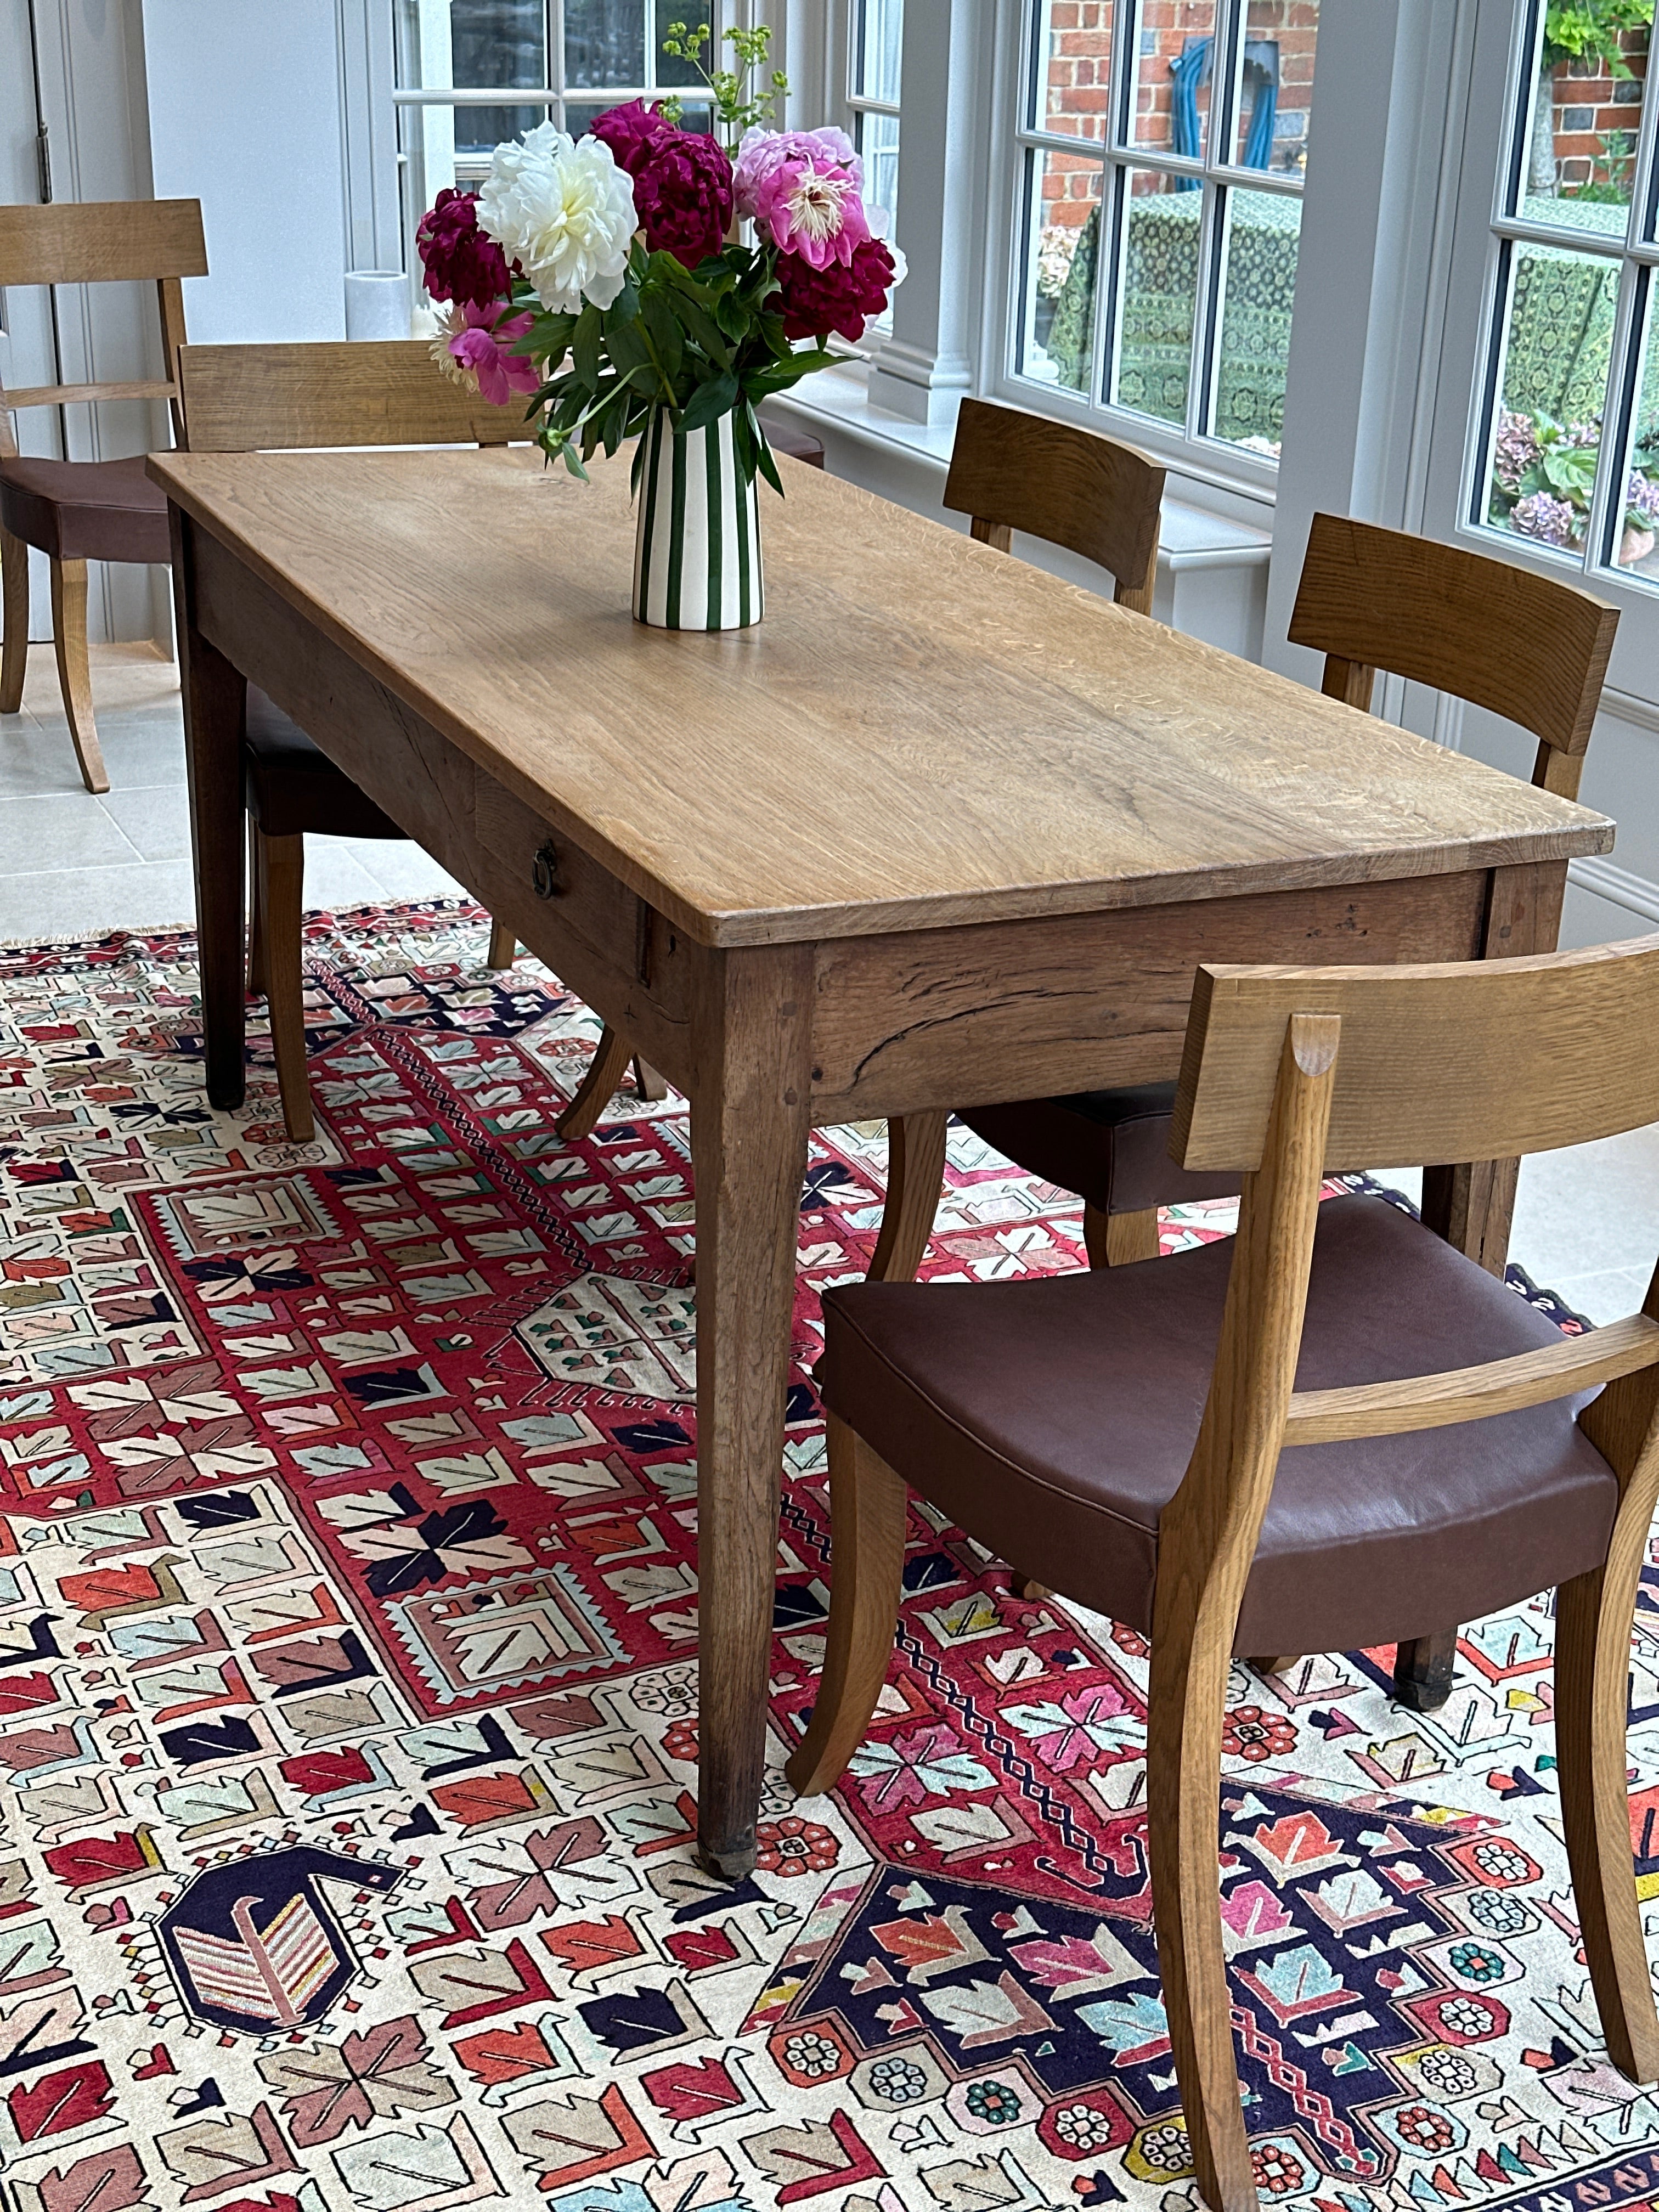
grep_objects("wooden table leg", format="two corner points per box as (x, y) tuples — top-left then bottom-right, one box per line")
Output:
(692, 945), (815, 1880)
(170, 505), (248, 1111)
(1421, 860), (1566, 1276)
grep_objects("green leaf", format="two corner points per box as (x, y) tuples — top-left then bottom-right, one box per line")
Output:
(676, 368), (741, 437)
(639, 287), (685, 383)
(608, 279), (641, 324)
(572, 303), (602, 388)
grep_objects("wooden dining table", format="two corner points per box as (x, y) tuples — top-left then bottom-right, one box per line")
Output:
(148, 441), (1614, 1878)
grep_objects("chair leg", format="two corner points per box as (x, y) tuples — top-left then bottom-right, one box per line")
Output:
(255, 828), (314, 1145)
(48, 557), (109, 794)
(1393, 1627), (1458, 1712)
(631, 1056), (669, 1102)
(786, 1416), (909, 1798)
(486, 918), (516, 968)
(1250, 1655), (1299, 1678)
(1087, 1202), (1161, 1268)
(1147, 1632), (1259, 2212)
(1556, 1561), (1659, 2080)
(557, 1024), (634, 1142)
(1, 524), (29, 715)
(867, 1111), (950, 1283)
(246, 818), (267, 996)
(1011, 1573), (1052, 1601)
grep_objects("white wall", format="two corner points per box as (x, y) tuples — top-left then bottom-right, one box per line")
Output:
(141, 0), (348, 343)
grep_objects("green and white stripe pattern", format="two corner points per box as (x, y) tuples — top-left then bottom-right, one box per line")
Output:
(632, 404), (764, 631)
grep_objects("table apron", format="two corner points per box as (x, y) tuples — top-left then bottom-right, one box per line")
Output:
(806, 870), (1497, 1121)
(193, 529), (706, 1088)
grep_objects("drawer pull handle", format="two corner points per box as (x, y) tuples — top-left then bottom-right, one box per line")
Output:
(532, 840), (561, 899)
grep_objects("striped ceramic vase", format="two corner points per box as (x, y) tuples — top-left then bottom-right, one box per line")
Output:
(632, 405), (764, 631)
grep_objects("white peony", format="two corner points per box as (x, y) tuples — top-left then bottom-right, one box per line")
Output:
(476, 121), (637, 315)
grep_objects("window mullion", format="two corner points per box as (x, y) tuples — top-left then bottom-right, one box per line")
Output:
(1585, 255), (1646, 573)
(550, 0), (564, 129)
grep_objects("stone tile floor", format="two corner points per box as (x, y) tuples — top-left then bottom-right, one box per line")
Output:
(3, 644), (1656, 1325)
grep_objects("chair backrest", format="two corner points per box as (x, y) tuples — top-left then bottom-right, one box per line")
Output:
(1153, 933), (1659, 1666)
(942, 396), (1165, 615)
(177, 341), (532, 453)
(0, 199), (207, 458)
(1287, 512), (1619, 801)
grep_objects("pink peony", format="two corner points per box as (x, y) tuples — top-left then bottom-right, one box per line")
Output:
(774, 235), (899, 343)
(735, 127), (871, 268)
(437, 301), (541, 407)
(591, 101), (733, 269)
(417, 187), (512, 309)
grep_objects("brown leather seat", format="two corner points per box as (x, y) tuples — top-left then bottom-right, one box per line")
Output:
(0, 455), (172, 566)
(821, 1194), (1618, 1657)
(963, 1080), (1237, 1215)
(244, 686), (401, 840)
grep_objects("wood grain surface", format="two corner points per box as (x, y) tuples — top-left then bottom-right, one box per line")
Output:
(146, 445), (1613, 951)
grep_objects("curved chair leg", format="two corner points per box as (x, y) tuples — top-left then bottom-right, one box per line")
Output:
(1087, 1202), (1160, 1268)
(255, 828), (314, 1145)
(786, 1416), (908, 1798)
(49, 557), (108, 794)
(1393, 1627), (1458, 1712)
(486, 919), (516, 969)
(557, 1024), (633, 1142)
(631, 1056), (669, 1102)
(867, 1111), (950, 1283)
(1557, 1556), (1659, 2080)
(1, 524), (29, 715)
(1011, 1573), (1051, 1601)
(1147, 1631), (1258, 2212)
(1249, 1655), (1299, 1678)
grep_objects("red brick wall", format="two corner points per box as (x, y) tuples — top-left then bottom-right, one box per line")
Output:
(1036, 0), (1318, 229)
(1541, 30), (1648, 194)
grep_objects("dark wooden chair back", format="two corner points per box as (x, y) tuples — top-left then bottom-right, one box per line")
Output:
(942, 396), (1165, 614)
(1287, 512), (1619, 800)
(177, 341), (532, 452)
(0, 199), (207, 455)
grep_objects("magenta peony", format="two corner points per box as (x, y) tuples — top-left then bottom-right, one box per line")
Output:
(417, 187), (512, 309)
(591, 101), (733, 269)
(735, 126), (870, 269)
(434, 301), (541, 407)
(774, 235), (898, 343)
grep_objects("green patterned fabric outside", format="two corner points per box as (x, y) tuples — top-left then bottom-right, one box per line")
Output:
(1504, 236), (1620, 426)
(1046, 192), (1300, 446)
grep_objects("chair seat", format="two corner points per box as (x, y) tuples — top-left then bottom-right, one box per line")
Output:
(821, 1194), (1618, 1656)
(0, 455), (171, 566)
(244, 687), (402, 840)
(961, 1081), (1239, 1215)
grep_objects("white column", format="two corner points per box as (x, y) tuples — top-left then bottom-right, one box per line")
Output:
(1261, 0), (1470, 683)
(864, 0), (985, 426)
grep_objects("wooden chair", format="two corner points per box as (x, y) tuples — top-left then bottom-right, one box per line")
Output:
(873, 511), (1620, 1703)
(859, 395), (1165, 1279)
(177, 340), (538, 1143)
(794, 932), (1659, 2212)
(553, 407), (831, 1142)
(1, 199), (207, 792)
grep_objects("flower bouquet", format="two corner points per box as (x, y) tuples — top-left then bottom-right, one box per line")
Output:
(416, 26), (904, 631)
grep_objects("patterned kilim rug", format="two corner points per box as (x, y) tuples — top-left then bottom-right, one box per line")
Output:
(0, 896), (1654, 2212)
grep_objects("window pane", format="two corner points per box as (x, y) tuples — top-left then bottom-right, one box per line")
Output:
(1234, 0), (1317, 177)
(857, 110), (900, 229)
(1211, 186), (1299, 452)
(568, 99), (713, 136)
(1029, 0), (1114, 145)
(1482, 240), (1620, 556)
(1133, 0), (1215, 157)
(1020, 148), (1103, 392)
(450, 0), (546, 87)
(1114, 171), (1201, 426)
(856, 0), (904, 105)
(1514, 3), (1647, 221)
(1611, 276), (1659, 574)
(654, 1), (705, 88)
(566, 0), (645, 88)
(454, 104), (548, 168)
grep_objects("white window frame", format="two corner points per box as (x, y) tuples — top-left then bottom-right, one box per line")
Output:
(983, 0), (1316, 500)
(1423, 0), (1659, 703)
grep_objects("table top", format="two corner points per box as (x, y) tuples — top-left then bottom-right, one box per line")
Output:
(150, 444), (1614, 950)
